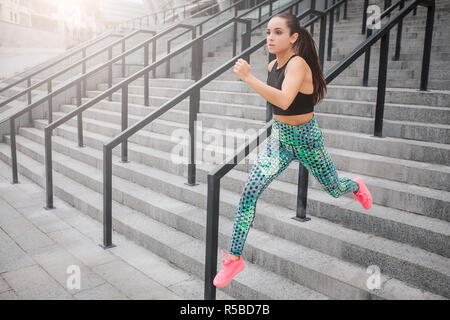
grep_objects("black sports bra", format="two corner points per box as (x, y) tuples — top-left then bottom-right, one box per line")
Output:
(266, 54), (315, 115)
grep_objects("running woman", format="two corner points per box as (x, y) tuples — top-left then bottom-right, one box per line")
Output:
(213, 12), (373, 288)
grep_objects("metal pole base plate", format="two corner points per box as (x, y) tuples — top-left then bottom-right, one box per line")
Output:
(291, 216), (311, 222)
(99, 243), (116, 250)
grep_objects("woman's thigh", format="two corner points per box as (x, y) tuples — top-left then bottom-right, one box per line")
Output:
(244, 135), (295, 199)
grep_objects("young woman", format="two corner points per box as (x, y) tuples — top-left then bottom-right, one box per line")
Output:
(213, 12), (373, 288)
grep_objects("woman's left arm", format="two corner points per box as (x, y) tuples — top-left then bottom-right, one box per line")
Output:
(233, 57), (307, 110)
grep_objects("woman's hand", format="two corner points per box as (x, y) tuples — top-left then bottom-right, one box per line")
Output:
(233, 58), (251, 82)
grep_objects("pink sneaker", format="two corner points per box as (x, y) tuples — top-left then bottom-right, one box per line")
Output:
(352, 177), (373, 210)
(213, 249), (245, 287)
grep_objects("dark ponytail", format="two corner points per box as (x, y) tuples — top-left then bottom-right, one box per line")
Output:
(273, 12), (327, 106)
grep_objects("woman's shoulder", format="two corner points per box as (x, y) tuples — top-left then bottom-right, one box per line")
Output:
(268, 59), (276, 72)
(284, 55), (310, 76)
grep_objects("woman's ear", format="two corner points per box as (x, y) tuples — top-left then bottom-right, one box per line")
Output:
(290, 32), (299, 45)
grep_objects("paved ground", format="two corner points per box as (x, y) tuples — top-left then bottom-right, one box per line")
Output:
(0, 47), (66, 80)
(0, 160), (232, 300)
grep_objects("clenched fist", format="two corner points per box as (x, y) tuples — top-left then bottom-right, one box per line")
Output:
(233, 58), (251, 82)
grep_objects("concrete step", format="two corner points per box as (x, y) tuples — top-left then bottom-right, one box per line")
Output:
(96, 83), (450, 125)
(53, 104), (450, 194)
(0, 142), (330, 300)
(30, 110), (450, 228)
(111, 77), (450, 108)
(0, 135), (447, 299)
(85, 88), (450, 145)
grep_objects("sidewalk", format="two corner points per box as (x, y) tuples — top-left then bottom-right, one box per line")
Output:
(0, 47), (66, 79)
(0, 160), (233, 300)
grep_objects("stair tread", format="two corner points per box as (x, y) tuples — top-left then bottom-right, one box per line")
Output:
(44, 110), (450, 180)
(13, 125), (450, 238)
(0, 140), (330, 300)
(1, 137), (447, 300)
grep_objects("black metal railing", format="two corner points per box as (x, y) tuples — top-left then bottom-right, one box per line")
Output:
(165, 0), (283, 77)
(204, 0), (434, 300)
(0, 29), (156, 123)
(96, 0), (307, 249)
(0, 31), (120, 96)
(2, 0), (272, 185)
(116, 0), (220, 31)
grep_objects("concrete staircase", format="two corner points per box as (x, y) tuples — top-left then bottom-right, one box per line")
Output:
(0, 0), (449, 299)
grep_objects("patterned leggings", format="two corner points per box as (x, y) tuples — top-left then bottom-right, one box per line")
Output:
(229, 114), (360, 256)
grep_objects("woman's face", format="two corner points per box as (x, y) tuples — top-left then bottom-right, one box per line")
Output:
(266, 17), (298, 54)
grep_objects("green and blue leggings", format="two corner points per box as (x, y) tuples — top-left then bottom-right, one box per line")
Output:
(229, 114), (360, 256)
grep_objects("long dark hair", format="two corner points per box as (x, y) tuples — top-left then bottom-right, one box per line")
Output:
(272, 12), (327, 105)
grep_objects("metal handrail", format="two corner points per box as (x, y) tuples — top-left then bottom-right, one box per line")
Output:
(116, 0), (220, 30)
(0, 31), (119, 94)
(165, 0), (247, 77)
(0, 1), (237, 114)
(165, 0), (284, 77)
(116, 0), (204, 29)
(205, 0), (434, 300)
(5, 0), (274, 185)
(96, 0), (307, 250)
(0, 29), (156, 118)
(39, 0), (302, 237)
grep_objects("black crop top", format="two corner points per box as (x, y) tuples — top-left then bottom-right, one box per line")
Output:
(266, 54), (315, 115)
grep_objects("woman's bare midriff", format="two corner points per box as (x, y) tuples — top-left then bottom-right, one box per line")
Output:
(273, 111), (314, 126)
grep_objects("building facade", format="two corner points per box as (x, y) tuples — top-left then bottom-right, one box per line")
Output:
(0, 0), (32, 27)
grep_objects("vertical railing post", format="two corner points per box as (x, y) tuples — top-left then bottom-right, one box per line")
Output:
(82, 48), (87, 97)
(204, 173), (220, 300)
(166, 40), (171, 78)
(10, 118), (18, 184)
(76, 81), (84, 147)
(232, 20), (237, 57)
(102, 145), (115, 249)
(327, 6), (334, 61)
(187, 88), (199, 187)
(44, 127), (54, 209)
(374, 31), (389, 137)
(384, 0), (391, 18)
(344, 0), (348, 20)
(47, 80), (52, 124)
(363, 28), (372, 87)
(152, 39), (156, 78)
(121, 86), (129, 163)
(292, 164), (310, 222)
(122, 39), (126, 78)
(393, 1), (404, 61)
(108, 47), (113, 101)
(362, 0), (369, 34)
(336, 0), (340, 22)
(420, 3), (434, 91)
(310, 0), (316, 36)
(319, 13), (326, 71)
(241, 20), (251, 63)
(27, 77), (32, 124)
(144, 42), (149, 106)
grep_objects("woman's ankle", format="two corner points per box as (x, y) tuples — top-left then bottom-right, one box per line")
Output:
(229, 253), (240, 261)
